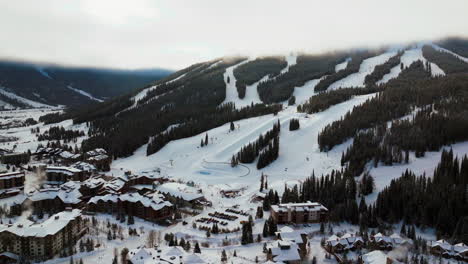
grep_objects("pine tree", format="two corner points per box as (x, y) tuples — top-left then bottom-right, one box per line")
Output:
(268, 217), (278, 236)
(256, 206), (263, 219)
(205, 133), (208, 146)
(221, 249), (227, 262)
(260, 173), (264, 192)
(401, 224), (407, 236)
(194, 242), (201, 253)
(263, 218), (270, 237)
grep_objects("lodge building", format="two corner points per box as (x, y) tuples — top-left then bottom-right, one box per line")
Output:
(270, 201), (328, 224)
(0, 171), (25, 198)
(46, 166), (87, 183)
(0, 209), (86, 262)
(88, 192), (173, 223)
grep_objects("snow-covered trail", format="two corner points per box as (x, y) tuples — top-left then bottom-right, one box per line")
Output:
(335, 58), (351, 72)
(221, 58), (253, 107)
(222, 54), (298, 109)
(377, 47), (445, 85)
(112, 93), (376, 196)
(0, 86), (52, 108)
(279, 53), (297, 74)
(290, 77), (324, 105)
(67, 86), (103, 102)
(431, 44), (468, 63)
(328, 51), (398, 90)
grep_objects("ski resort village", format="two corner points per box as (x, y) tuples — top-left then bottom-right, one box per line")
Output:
(1, 37), (468, 264)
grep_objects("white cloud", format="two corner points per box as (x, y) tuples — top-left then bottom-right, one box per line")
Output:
(0, 0), (467, 70)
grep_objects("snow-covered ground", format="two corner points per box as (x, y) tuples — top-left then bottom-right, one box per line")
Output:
(279, 53), (297, 74)
(0, 87), (52, 108)
(365, 141), (468, 204)
(221, 58), (255, 108)
(328, 51), (398, 90)
(432, 44), (468, 63)
(335, 58), (350, 72)
(112, 93), (376, 197)
(0, 108), (87, 153)
(377, 46), (445, 85)
(67, 86), (103, 102)
(290, 77), (325, 105)
(222, 54), (299, 109)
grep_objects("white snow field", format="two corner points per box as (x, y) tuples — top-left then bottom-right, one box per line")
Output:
(335, 58), (350, 72)
(67, 85), (104, 102)
(221, 58), (258, 108)
(377, 47), (445, 85)
(112, 93), (376, 195)
(328, 51), (398, 90)
(290, 77), (325, 105)
(222, 54), (299, 109)
(0, 108), (87, 153)
(0, 86), (52, 108)
(280, 53), (297, 74)
(365, 141), (468, 204)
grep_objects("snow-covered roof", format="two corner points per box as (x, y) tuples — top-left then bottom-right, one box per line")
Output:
(59, 151), (74, 159)
(82, 177), (105, 189)
(86, 148), (107, 157)
(326, 233), (364, 249)
(271, 201), (328, 212)
(46, 166), (82, 175)
(71, 161), (96, 172)
(89, 192), (172, 211)
(373, 233), (408, 245)
(27, 184), (82, 204)
(0, 171), (25, 180)
(156, 182), (204, 202)
(88, 154), (109, 161)
(0, 209), (81, 238)
(268, 241), (301, 262)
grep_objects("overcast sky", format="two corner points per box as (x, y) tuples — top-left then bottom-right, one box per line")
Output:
(0, 0), (467, 70)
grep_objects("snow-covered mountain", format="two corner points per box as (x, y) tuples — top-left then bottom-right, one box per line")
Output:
(0, 60), (172, 109)
(3, 37), (468, 264)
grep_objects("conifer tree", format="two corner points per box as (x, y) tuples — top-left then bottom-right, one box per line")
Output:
(194, 242), (201, 253)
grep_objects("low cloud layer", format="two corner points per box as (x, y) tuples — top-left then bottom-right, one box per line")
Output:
(0, 0), (467, 70)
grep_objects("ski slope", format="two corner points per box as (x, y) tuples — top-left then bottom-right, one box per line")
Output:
(221, 58), (253, 107)
(377, 47), (445, 85)
(112, 93), (376, 196)
(280, 53), (297, 74)
(335, 58), (350, 72)
(0, 87), (52, 108)
(290, 77), (324, 105)
(432, 44), (468, 63)
(67, 86), (103, 102)
(328, 51), (398, 90)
